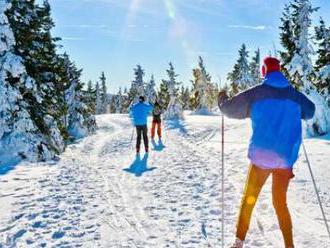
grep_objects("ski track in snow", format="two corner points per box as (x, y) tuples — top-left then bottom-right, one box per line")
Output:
(0, 113), (329, 248)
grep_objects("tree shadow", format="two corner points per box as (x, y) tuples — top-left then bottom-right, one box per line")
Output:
(151, 139), (165, 151)
(165, 119), (188, 135)
(123, 154), (156, 177)
(0, 157), (21, 176)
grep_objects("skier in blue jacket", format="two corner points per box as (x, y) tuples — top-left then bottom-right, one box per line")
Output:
(130, 96), (153, 154)
(219, 57), (315, 248)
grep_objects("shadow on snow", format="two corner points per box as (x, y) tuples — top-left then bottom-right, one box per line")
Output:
(123, 153), (156, 177)
(0, 155), (22, 176)
(151, 139), (165, 151)
(165, 119), (188, 135)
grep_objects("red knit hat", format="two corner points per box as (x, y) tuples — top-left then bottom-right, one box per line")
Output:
(261, 57), (281, 77)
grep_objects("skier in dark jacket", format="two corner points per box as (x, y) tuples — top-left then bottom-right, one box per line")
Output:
(151, 101), (163, 140)
(130, 96), (153, 154)
(218, 57), (315, 248)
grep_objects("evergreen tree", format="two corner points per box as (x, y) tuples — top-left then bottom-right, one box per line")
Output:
(163, 62), (183, 119)
(7, 0), (67, 137)
(158, 80), (170, 109)
(315, 17), (330, 102)
(99, 72), (108, 114)
(189, 79), (198, 110)
(114, 88), (124, 113)
(1, 0), (96, 163)
(198, 56), (217, 110)
(64, 55), (96, 139)
(121, 87), (130, 113)
(128, 65), (145, 105)
(0, 1), (59, 163)
(192, 68), (212, 114)
(285, 0), (330, 136)
(250, 48), (262, 84)
(208, 81), (219, 108)
(279, 4), (296, 75)
(95, 82), (103, 115)
(145, 74), (157, 104)
(180, 86), (191, 110)
(108, 96), (116, 113)
(227, 44), (253, 94)
(286, 0), (317, 81)
(198, 56), (211, 81)
(85, 80), (96, 114)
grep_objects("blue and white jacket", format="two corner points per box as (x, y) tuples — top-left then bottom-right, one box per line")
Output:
(130, 102), (153, 126)
(219, 72), (315, 169)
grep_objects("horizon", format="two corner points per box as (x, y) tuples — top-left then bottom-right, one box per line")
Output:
(51, 0), (330, 93)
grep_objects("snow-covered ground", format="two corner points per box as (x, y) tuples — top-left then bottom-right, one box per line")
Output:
(0, 113), (329, 248)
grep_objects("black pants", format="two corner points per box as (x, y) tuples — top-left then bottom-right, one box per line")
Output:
(136, 125), (149, 152)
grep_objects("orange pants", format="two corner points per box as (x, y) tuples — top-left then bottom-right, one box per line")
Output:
(151, 121), (162, 139)
(236, 164), (294, 247)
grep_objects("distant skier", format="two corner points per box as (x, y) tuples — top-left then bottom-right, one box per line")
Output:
(130, 96), (153, 154)
(218, 57), (315, 248)
(151, 100), (163, 140)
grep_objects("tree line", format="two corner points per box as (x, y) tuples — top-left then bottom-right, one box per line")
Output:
(0, 0), (96, 163)
(87, 0), (330, 136)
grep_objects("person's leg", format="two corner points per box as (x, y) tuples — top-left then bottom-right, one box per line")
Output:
(236, 164), (270, 241)
(157, 121), (162, 138)
(142, 125), (149, 152)
(151, 121), (156, 139)
(272, 169), (294, 248)
(136, 126), (142, 153)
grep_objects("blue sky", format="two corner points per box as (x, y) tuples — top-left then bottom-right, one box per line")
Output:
(50, 0), (330, 92)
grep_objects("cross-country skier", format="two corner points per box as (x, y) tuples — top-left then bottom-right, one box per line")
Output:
(151, 100), (163, 140)
(130, 96), (153, 154)
(218, 57), (315, 248)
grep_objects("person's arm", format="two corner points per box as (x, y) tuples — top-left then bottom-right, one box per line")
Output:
(218, 88), (254, 119)
(297, 92), (316, 120)
(129, 104), (135, 122)
(149, 103), (154, 113)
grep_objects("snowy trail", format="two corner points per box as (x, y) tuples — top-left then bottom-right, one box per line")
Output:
(0, 113), (329, 247)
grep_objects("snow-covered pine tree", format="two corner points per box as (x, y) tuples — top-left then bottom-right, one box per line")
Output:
(95, 81), (103, 115)
(198, 56), (211, 81)
(279, 4), (296, 75)
(145, 74), (157, 104)
(7, 0), (67, 141)
(128, 65), (145, 105)
(285, 0), (330, 136)
(99, 72), (108, 114)
(121, 87), (130, 113)
(85, 80), (96, 114)
(63, 54), (96, 139)
(192, 68), (212, 114)
(108, 95), (116, 113)
(315, 17), (330, 106)
(163, 62), (183, 119)
(179, 86), (191, 110)
(198, 56), (217, 110)
(114, 88), (123, 113)
(158, 79), (170, 109)
(209, 81), (220, 108)
(227, 44), (253, 94)
(250, 48), (262, 84)
(0, 1), (57, 163)
(188, 80), (198, 110)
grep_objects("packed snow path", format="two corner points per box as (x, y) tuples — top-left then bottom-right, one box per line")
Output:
(0, 114), (329, 248)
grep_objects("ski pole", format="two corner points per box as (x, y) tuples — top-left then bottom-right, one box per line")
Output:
(221, 114), (225, 248)
(302, 142), (330, 240)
